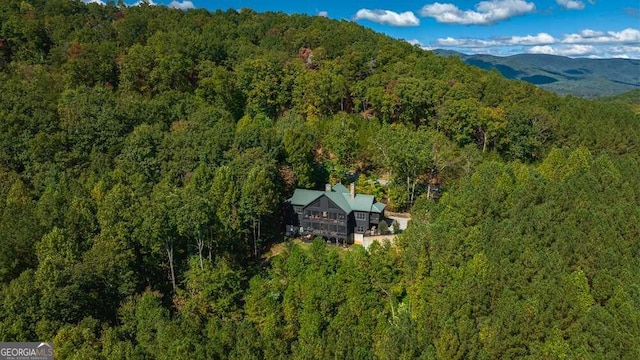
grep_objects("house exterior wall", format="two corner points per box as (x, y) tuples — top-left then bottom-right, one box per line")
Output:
(298, 195), (349, 240)
(370, 213), (380, 224)
(285, 193), (386, 242)
(353, 211), (369, 233)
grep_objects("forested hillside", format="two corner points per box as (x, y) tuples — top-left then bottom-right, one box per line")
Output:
(435, 50), (640, 98)
(600, 88), (640, 113)
(0, 1), (639, 358)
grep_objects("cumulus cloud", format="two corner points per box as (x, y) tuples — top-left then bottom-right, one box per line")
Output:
(83, 0), (105, 4)
(436, 37), (499, 47)
(608, 45), (640, 58)
(318, 10), (329, 17)
(419, 0), (535, 25)
(169, 1), (194, 10)
(556, 0), (595, 10)
(528, 44), (595, 56)
(434, 28), (638, 52)
(435, 32), (556, 47)
(405, 39), (434, 50)
(556, 0), (584, 10)
(562, 28), (640, 44)
(432, 27), (640, 58)
(354, 9), (420, 26)
(507, 33), (556, 45)
(129, 0), (156, 5)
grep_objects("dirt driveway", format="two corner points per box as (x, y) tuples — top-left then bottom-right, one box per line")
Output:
(385, 211), (411, 231)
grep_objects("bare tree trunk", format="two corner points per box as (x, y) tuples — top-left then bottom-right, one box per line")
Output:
(196, 235), (204, 270)
(167, 242), (176, 292)
(483, 131), (487, 153)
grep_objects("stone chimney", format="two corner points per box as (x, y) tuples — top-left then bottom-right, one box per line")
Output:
(350, 182), (355, 199)
(325, 183), (332, 192)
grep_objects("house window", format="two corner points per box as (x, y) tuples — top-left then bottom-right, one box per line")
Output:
(356, 226), (365, 233)
(322, 211), (328, 218)
(329, 212), (337, 220)
(356, 212), (366, 220)
(294, 206), (302, 214)
(312, 211), (319, 219)
(338, 213), (345, 220)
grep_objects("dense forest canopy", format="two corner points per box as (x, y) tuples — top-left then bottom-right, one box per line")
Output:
(0, 1), (639, 358)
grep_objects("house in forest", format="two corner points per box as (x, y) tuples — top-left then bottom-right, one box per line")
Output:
(285, 183), (386, 244)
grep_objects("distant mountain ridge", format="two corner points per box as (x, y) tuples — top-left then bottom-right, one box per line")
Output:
(433, 50), (640, 98)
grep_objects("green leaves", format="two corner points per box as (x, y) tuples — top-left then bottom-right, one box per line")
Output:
(400, 149), (640, 358)
(0, 2), (638, 357)
(179, 257), (243, 319)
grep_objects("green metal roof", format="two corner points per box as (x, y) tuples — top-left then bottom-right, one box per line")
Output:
(325, 192), (351, 213)
(288, 189), (323, 206)
(332, 183), (349, 194)
(288, 184), (385, 215)
(372, 202), (386, 213)
(346, 193), (375, 212)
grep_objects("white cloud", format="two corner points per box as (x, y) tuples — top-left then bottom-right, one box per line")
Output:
(435, 32), (556, 47)
(556, 0), (585, 10)
(405, 39), (434, 50)
(605, 46), (640, 58)
(556, 0), (596, 10)
(527, 45), (559, 55)
(507, 33), (556, 45)
(420, 0), (535, 25)
(432, 27), (640, 58)
(83, 0), (105, 4)
(129, 0), (156, 5)
(433, 28), (639, 57)
(169, 1), (194, 10)
(354, 9), (420, 27)
(562, 28), (640, 44)
(528, 44), (595, 56)
(577, 29), (604, 37)
(318, 10), (329, 17)
(609, 45), (640, 56)
(436, 37), (499, 47)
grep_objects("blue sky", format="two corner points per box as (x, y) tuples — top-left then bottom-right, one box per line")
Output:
(91, 0), (640, 58)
